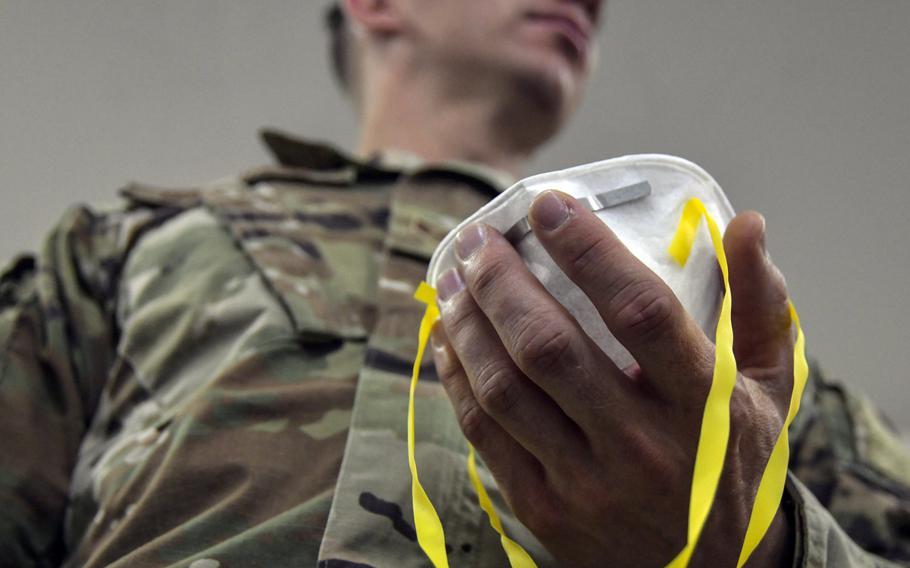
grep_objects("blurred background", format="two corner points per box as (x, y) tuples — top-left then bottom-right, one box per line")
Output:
(1, 1), (908, 432)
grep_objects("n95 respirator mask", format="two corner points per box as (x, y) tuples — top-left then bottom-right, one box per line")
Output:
(406, 155), (807, 568)
(426, 154), (736, 371)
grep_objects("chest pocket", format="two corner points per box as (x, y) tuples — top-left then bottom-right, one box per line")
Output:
(200, 182), (389, 342)
(114, 182), (387, 405)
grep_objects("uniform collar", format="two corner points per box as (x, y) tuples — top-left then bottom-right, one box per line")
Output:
(258, 128), (515, 193)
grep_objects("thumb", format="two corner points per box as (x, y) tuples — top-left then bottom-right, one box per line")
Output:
(723, 211), (793, 374)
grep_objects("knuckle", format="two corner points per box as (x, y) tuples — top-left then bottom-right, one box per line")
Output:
(434, 350), (461, 388)
(566, 234), (614, 279)
(512, 314), (575, 373)
(474, 361), (523, 416)
(467, 255), (512, 299)
(612, 280), (675, 341)
(440, 295), (476, 336)
(457, 401), (489, 444)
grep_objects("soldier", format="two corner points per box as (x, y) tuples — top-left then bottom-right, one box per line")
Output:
(1, 1), (908, 567)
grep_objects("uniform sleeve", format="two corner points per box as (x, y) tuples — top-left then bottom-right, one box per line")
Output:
(788, 366), (910, 566)
(0, 205), (123, 566)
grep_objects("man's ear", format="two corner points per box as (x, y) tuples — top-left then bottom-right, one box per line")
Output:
(343, 0), (402, 35)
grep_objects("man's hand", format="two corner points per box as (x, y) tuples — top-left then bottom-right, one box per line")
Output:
(431, 190), (796, 567)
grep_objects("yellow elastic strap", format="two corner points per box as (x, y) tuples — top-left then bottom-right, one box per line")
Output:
(410, 198), (806, 567)
(410, 282), (449, 568)
(736, 302), (808, 566)
(411, 282), (537, 567)
(666, 198), (739, 568)
(467, 444), (539, 568)
(669, 198), (807, 567)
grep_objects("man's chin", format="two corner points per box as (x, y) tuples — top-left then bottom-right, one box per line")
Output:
(510, 56), (582, 129)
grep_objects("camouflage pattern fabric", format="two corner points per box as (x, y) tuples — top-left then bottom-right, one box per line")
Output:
(1, 130), (908, 567)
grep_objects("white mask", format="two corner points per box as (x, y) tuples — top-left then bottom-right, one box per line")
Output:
(426, 154), (736, 370)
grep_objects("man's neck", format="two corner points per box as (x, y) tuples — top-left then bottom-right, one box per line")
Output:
(356, 64), (542, 179)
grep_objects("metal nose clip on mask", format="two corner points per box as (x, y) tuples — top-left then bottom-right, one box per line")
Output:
(427, 154), (736, 371)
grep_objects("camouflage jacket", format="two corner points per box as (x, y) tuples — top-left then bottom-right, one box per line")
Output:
(1, 130), (908, 568)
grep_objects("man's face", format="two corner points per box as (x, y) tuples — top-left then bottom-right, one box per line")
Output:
(399, 0), (604, 129)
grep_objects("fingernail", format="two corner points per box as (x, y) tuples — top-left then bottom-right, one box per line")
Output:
(530, 191), (569, 230)
(436, 268), (465, 302)
(456, 224), (487, 261)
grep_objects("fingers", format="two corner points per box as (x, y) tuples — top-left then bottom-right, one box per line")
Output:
(723, 211), (793, 375)
(528, 190), (714, 399)
(430, 322), (548, 508)
(433, 270), (589, 464)
(439, 222), (623, 430)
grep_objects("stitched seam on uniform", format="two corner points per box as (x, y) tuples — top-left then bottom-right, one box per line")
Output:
(112, 205), (208, 329)
(784, 477), (808, 568)
(244, 171), (400, 187)
(245, 174), (356, 187)
(108, 207), (186, 311)
(407, 168), (503, 199)
(197, 196), (301, 335)
(388, 247), (433, 265)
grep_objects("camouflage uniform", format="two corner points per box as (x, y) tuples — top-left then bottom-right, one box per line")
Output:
(1, 130), (908, 567)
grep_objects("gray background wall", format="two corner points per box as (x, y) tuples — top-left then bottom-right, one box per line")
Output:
(1, 1), (908, 431)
